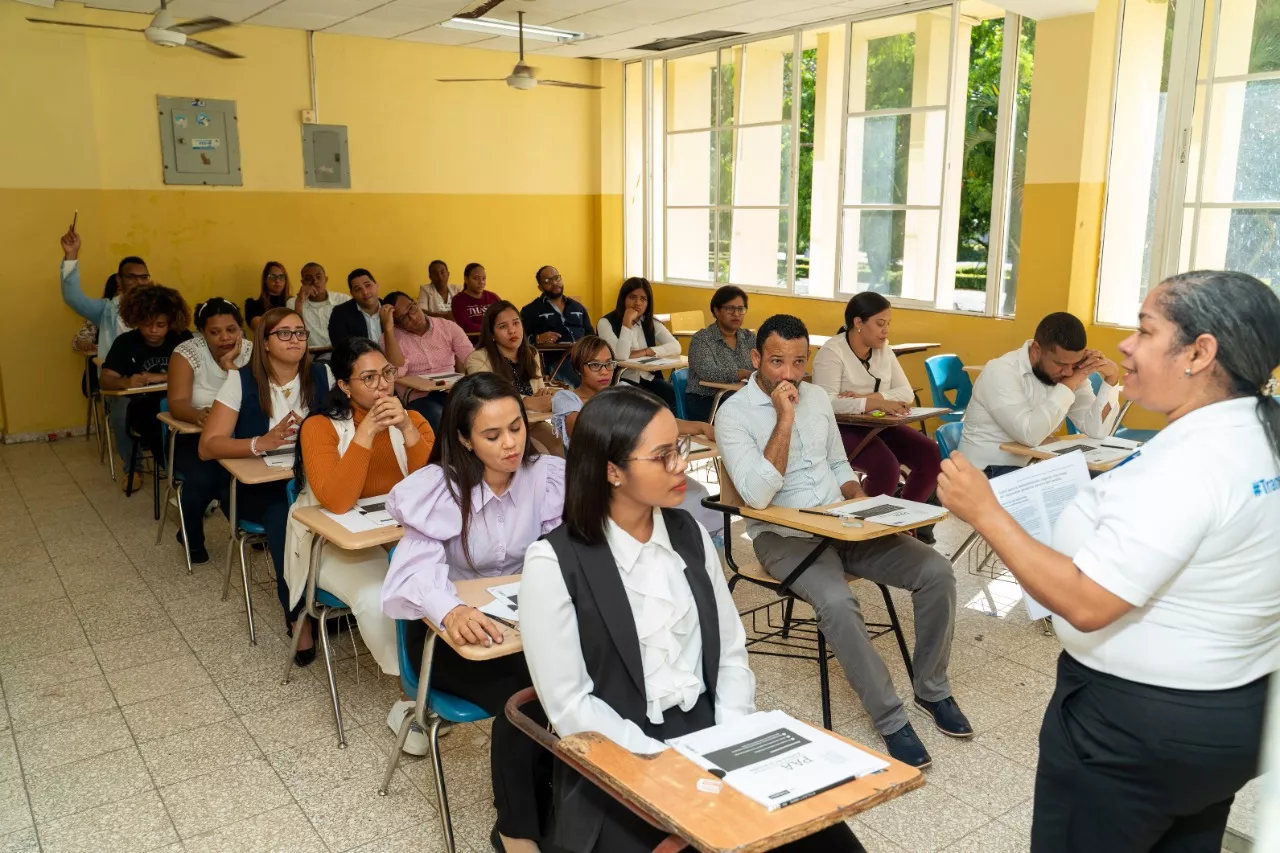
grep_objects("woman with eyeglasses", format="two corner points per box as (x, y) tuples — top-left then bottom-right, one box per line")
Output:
(246, 261), (292, 333)
(551, 336), (722, 538)
(685, 285), (756, 422)
(165, 298), (253, 563)
(597, 277), (681, 411)
(522, 386), (865, 853)
(200, 308), (334, 664)
(286, 339), (433, 727)
(381, 372), (562, 853)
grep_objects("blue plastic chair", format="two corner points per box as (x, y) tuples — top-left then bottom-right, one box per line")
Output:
(281, 480), (359, 748)
(154, 399), (194, 574)
(671, 368), (689, 420)
(379, 619), (492, 853)
(1065, 373), (1104, 435)
(924, 355), (971, 423)
(935, 421), (963, 461)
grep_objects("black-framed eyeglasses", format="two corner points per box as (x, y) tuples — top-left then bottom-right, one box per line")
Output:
(585, 359), (618, 373)
(268, 328), (310, 342)
(120, 272), (151, 283)
(356, 366), (398, 388)
(719, 305), (747, 315)
(626, 434), (692, 474)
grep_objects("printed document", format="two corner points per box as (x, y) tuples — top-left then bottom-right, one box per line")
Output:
(482, 581), (521, 623)
(667, 710), (889, 811)
(320, 495), (398, 533)
(1034, 436), (1141, 468)
(815, 496), (945, 527)
(988, 453), (1091, 618)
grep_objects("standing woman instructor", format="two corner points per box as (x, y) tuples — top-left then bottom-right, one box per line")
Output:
(937, 270), (1280, 852)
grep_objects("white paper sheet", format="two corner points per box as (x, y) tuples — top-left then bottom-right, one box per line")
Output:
(904, 406), (951, 418)
(988, 452), (1091, 618)
(319, 494), (398, 533)
(633, 357), (684, 368)
(1034, 436), (1140, 468)
(816, 495), (946, 527)
(478, 596), (520, 624)
(263, 452), (295, 469)
(487, 580), (521, 609)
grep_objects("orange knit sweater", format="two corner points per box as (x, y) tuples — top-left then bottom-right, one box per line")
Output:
(300, 406), (434, 513)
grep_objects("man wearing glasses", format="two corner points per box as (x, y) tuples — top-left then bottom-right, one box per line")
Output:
(685, 285), (755, 422)
(59, 224), (150, 359)
(520, 265), (591, 384)
(383, 291), (473, 431)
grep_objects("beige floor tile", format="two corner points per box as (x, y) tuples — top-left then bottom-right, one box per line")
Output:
(138, 718), (263, 788)
(1004, 633), (1066, 676)
(13, 708), (133, 776)
(855, 782), (990, 852)
(214, 660), (329, 716)
(947, 817), (1033, 852)
(0, 735), (19, 783)
(942, 681), (1029, 733)
(121, 684), (236, 744)
(401, 737), (493, 812)
(918, 741), (1036, 818)
(446, 800), (500, 853)
(78, 601), (176, 646)
(954, 656), (1057, 715)
(37, 790), (177, 853)
(846, 822), (909, 853)
(105, 653), (211, 707)
(975, 707), (1043, 770)
(193, 631), (295, 686)
(0, 577), (66, 613)
(24, 745), (153, 824)
(0, 647), (101, 698)
(296, 771), (437, 851)
(241, 695), (344, 754)
(158, 755), (292, 839)
(345, 818), (448, 853)
(0, 779), (32, 837)
(997, 798), (1036, 836)
(5, 674), (118, 733)
(267, 727), (399, 802)
(0, 543), (54, 582)
(0, 828), (39, 853)
(181, 803), (328, 853)
(0, 516), (41, 548)
(0, 599), (79, 641)
(90, 627), (190, 674)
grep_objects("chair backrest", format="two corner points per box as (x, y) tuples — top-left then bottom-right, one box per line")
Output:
(668, 310), (704, 333)
(671, 368), (689, 419)
(286, 479), (298, 505)
(935, 421), (963, 460)
(1065, 372), (1104, 435)
(714, 458), (745, 508)
(924, 354), (972, 411)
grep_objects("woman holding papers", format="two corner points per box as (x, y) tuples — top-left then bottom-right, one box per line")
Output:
(521, 385), (864, 853)
(289, 339), (432, 724)
(813, 292), (942, 540)
(937, 271), (1280, 853)
(201, 307), (333, 662)
(381, 372), (563, 853)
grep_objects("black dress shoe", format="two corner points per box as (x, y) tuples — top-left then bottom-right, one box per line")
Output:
(914, 695), (974, 738)
(881, 722), (932, 768)
(490, 825), (504, 852)
(294, 646), (316, 667)
(188, 545), (209, 564)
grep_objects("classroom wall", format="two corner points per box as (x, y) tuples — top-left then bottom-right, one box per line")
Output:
(0, 1), (619, 436)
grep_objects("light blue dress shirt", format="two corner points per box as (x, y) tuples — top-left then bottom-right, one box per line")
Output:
(715, 373), (857, 539)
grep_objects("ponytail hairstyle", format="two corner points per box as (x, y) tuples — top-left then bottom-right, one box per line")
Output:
(838, 291), (891, 335)
(293, 337), (384, 493)
(1157, 271), (1280, 463)
(193, 297), (244, 331)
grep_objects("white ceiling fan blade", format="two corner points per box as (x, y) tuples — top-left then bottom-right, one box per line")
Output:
(185, 37), (243, 59)
(452, 0), (513, 20)
(171, 16), (233, 36)
(436, 78), (508, 83)
(26, 17), (143, 33)
(540, 80), (604, 90)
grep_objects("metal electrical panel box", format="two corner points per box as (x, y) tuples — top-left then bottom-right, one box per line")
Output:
(302, 124), (351, 189)
(157, 96), (242, 186)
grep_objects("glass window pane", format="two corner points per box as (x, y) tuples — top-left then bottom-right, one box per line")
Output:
(850, 10), (953, 112)
(666, 52), (717, 131)
(666, 132), (714, 206)
(1188, 208), (1280, 290)
(798, 26), (846, 299)
(740, 35), (795, 125)
(624, 62), (644, 279)
(650, 63), (665, 280)
(718, 48), (737, 127)
(844, 112), (946, 206)
(840, 209), (941, 299)
(718, 129), (734, 206)
(725, 208), (790, 288)
(955, 17), (1005, 306)
(1000, 18), (1035, 318)
(1193, 79), (1280, 204)
(1213, 0), (1280, 77)
(731, 125), (791, 206)
(666, 208), (715, 282)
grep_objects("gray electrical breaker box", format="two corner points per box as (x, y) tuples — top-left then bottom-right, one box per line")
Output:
(157, 96), (242, 186)
(302, 124), (351, 189)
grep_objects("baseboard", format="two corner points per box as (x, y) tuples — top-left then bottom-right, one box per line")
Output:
(1, 426), (91, 444)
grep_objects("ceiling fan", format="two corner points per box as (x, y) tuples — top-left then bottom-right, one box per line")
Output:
(26, 0), (243, 59)
(437, 11), (601, 91)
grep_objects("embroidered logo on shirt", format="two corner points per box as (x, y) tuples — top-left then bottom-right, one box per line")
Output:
(1253, 476), (1280, 496)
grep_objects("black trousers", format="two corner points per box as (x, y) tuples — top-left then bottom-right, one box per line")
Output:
(234, 479), (293, 619)
(407, 621), (552, 842)
(405, 391), (448, 435)
(1032, 652), (1268, 853)
(172, 434), (229, 550)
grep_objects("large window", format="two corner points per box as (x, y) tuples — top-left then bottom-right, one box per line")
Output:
(1097, 0), (1280, 325)
(623, 1), (1037, 315)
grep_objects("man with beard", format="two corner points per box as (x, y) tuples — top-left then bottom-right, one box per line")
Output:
(520, 264), (591, 383)
(959, 312), (1121, 477)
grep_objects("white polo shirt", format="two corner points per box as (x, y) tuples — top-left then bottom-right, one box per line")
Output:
(959, 341), (1121, 471)
(1052, 396), (1280, 690)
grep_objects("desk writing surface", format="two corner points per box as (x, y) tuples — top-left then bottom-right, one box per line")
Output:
(557, 730), (922, 853)
(102, 383), (168, 397)
(687, 437), (720, 463)
(618, 356), (688, 373)
(425, 575), (523, 661)
(999, 441), (1125, 473)
(834, 410), (942, 428)
(739, 499), (947, 541)
(395, 373), (460, 394)
(699, 380), (745, 392)
(156, 412), (202, 435)
(292, 505), (404, 551)
(889, 342), (941, 356)
(219, 456), (295, 485)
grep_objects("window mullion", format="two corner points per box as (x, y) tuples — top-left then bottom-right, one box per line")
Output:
(1186, 0), (1223, 272)
(786, 32), (803, 292)
(834, 21), (853, 296)
(984, 13), (1021, 317)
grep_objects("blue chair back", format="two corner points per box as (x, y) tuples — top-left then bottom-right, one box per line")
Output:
(924, 355), (970, 423)
(1065, 373), (1104, 435)
(935, 422), (963, 461)
(671, 368), (689, 420)
(394, 620), (490, 723)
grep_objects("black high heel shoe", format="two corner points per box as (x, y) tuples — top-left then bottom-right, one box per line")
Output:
(286, 619), (317, 667)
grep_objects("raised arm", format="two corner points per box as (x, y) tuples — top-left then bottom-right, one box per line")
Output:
(58, 226), (107, 325)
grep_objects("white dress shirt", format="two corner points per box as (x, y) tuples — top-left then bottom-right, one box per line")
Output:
(959, 340), (1120, 471)
(173, 336), (253, 409)
(360, 305), (384, 345)
(596, 317), (681, 383)
(1052, 396), (1280, 690)
(520, 509), (756, 754)
(811, 334), (915, 415)
(298, 292), (351, 349)
(213, 365), (334, 429)
(417, 283), (461, 315)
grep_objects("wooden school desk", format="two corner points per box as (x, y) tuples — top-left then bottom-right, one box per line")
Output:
(834, 409), (948, 459)
(999, 441), (1132, 473)
(155, 411), (202, 574)
(505, 687), (924, 853)
(218, 456), (295, 643)
(536, 341), (574, 379)
(618, 355), (689, 373)
(395, 373), (462, 396)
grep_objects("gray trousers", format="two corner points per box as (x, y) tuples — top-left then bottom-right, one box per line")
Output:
(752, 531), (956, 735)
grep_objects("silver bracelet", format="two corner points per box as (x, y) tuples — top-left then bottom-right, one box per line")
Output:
(249, 436), (260, 457)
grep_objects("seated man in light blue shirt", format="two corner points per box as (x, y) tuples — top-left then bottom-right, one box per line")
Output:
(716, 314), (970, 768)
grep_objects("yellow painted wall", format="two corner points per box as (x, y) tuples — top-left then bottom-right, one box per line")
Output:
(0, 1), (618, 435)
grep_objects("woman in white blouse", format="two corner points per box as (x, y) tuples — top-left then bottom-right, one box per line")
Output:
(521, 386), (865, 853)
(938, 271), (1280, 853)
(813, 293), (941, 534)
(595, 277), (681, 411)
(164, 298), (253, 563)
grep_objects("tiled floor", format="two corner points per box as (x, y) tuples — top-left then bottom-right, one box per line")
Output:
(0, 438), (1262, 852)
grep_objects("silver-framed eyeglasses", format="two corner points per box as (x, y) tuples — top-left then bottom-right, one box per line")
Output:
(356, 366), (399, 388)
(626, 434), (692, 474)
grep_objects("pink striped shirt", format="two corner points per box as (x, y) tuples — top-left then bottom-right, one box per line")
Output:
(394, 319), (474, 398)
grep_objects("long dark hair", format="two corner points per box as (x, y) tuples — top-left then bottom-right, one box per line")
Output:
(252, 307), (316, 419)
(605, 277), (656, 346)
(430, 373), (538, 568)
(479, 300), (541, 387)
(838, 291), (891, 335)
(1158, 271), (1280, 463)
(564, 385), (666, 545)
(293, 337), (384, 493)
(259, 261), (291, 307)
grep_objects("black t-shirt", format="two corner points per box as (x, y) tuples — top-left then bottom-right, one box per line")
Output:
(103, 329), (192, 378)
(245, 295), (288, 326)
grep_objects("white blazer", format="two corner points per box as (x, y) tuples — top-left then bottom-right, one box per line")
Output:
(811, 334), (914, 415)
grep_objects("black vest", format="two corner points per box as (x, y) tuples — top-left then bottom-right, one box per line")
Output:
(543, 508), (720, 853)
(231, 363), (329, 439)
